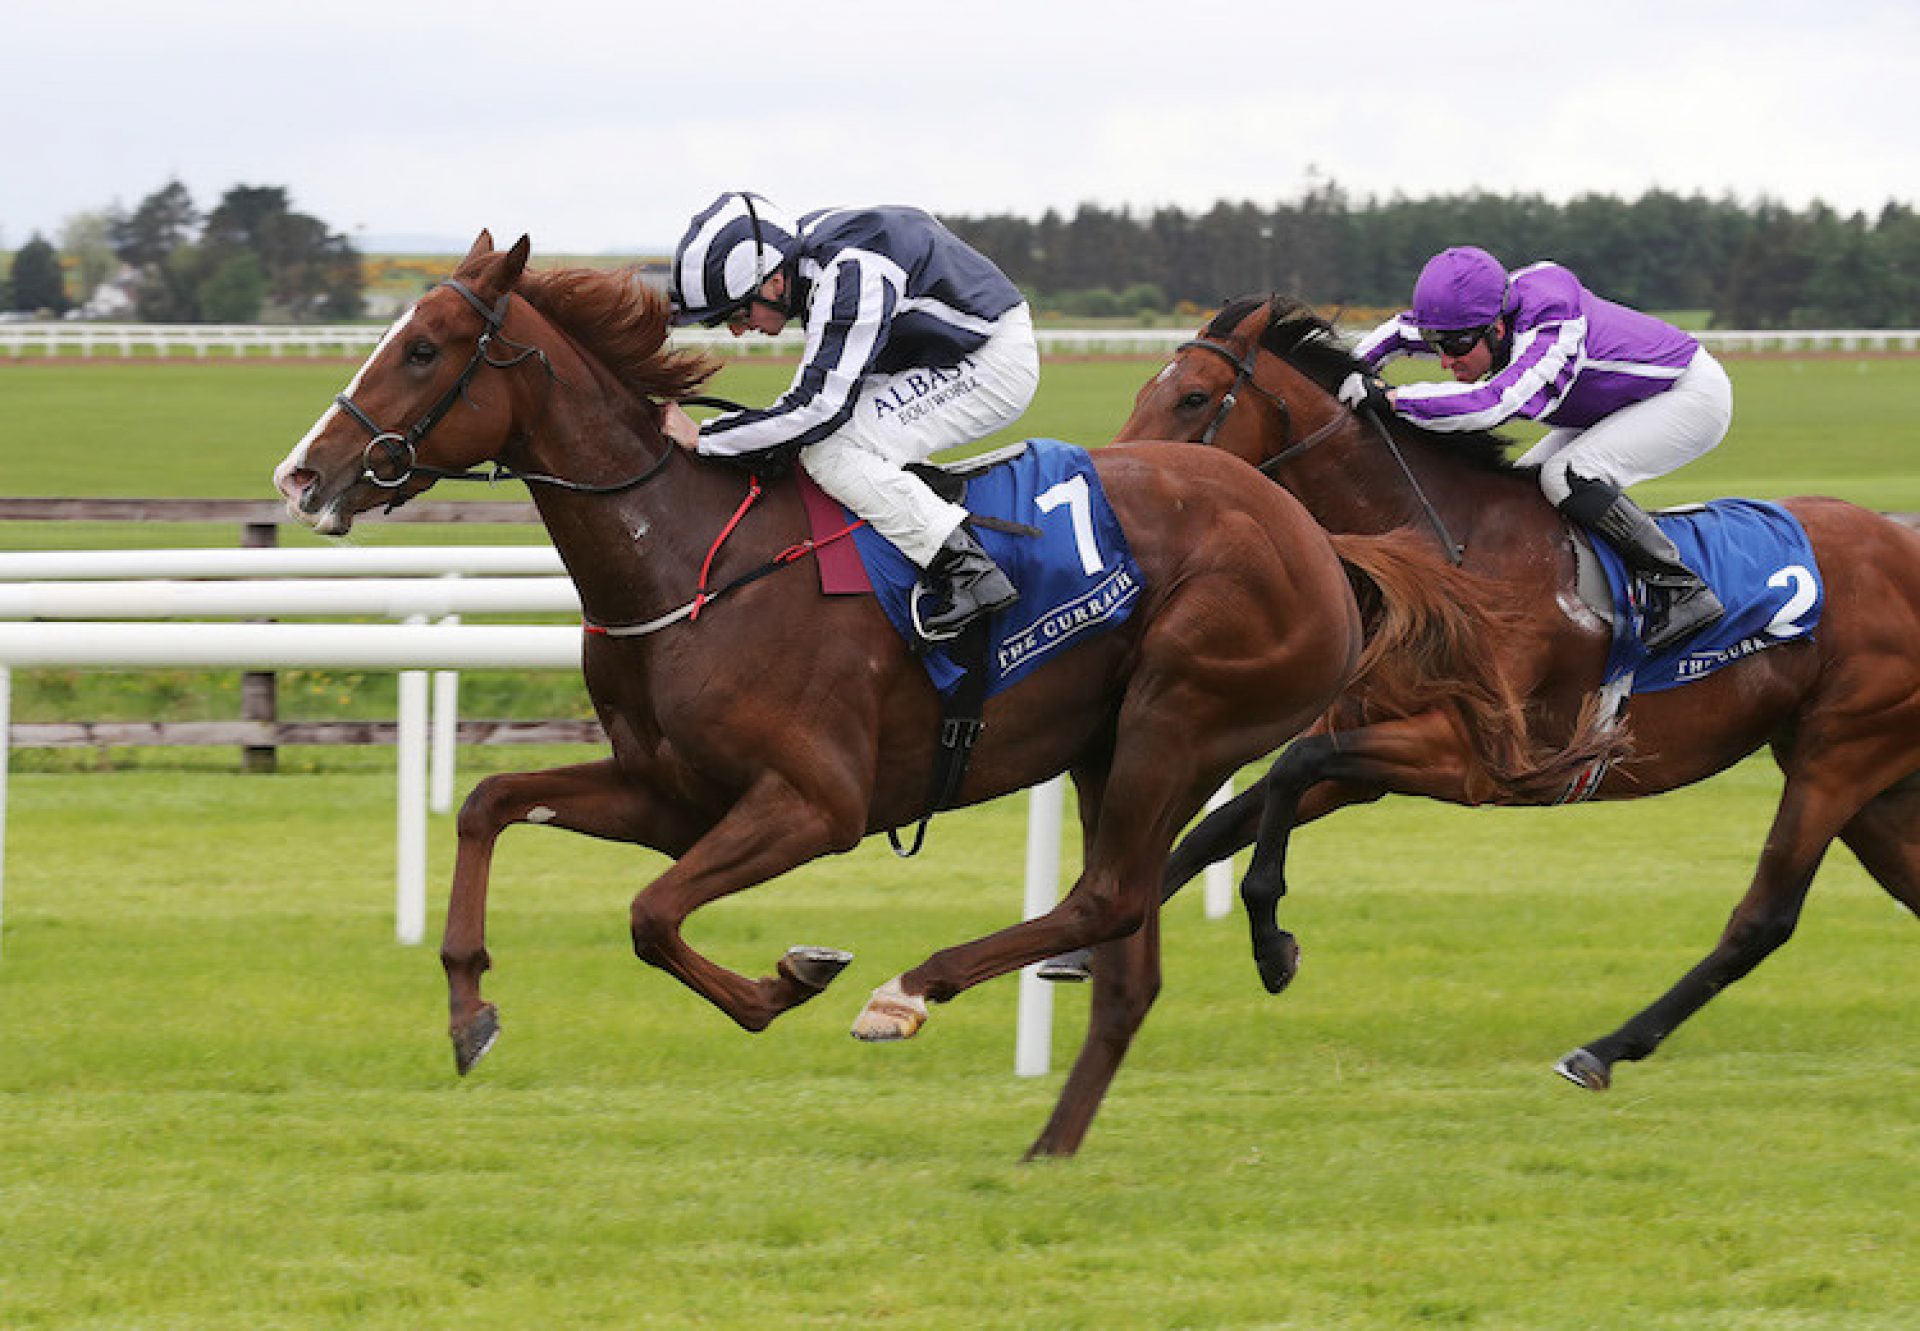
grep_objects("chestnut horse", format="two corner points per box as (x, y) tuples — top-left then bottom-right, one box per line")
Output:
(1109, 294), (1920, 1093)
(271, 236), (1367, 1155)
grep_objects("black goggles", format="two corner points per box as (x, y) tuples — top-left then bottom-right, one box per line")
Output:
(1421, 325), (1491, 358)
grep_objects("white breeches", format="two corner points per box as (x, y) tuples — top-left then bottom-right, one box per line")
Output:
(1517, 348), (1734, 506)
(801, 305), (1039, 567)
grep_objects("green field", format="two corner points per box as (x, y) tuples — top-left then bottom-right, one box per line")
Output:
(1, 749), (1913, 1328)
(1, 352), (1916, 1327)
(6, 353), (1920, 514)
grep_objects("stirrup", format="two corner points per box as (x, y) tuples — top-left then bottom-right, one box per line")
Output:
(911, 575), (1015, 641)
(1640, 584), (1724, 653)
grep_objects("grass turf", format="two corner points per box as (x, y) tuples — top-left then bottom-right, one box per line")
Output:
(0, 752), (1913, 1329)
(1, 349), (1916, 1326)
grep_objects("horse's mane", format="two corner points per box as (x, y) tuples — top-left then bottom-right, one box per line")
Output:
(1210, 294), (1517, 476)
(514, 267), (717, 403)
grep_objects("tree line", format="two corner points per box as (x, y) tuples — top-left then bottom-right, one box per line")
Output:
(10, 180), (1920, 328)
(946, 184), (1920, 328)
(3, 179), (362, 322)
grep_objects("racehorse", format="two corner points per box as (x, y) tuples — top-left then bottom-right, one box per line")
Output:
(1105, 293), (1920, 1095)
(270, 235), (1371, 1156)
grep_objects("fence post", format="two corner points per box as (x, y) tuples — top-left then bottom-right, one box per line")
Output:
(0, 665), (10, 958)
(1016, 776), (1066, 1077)
(240, 522), (278, 773)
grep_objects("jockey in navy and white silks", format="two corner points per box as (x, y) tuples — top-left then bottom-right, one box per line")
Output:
(664, 192), (1039, 639)
(1345, 246), (1733, 652)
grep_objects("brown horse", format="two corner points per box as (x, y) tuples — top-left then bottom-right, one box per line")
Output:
(269, 236), (1367, 1154)
(1105, 293), (1920, 1095)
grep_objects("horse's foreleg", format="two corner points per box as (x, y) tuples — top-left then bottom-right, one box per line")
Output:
(445, 759), (696, 1074)
(1161, 785), (1265, 899)
(627, 774), (857, 1033)
(1239, 715), (1468, 994)
(1025, 909), (1161, 1161)
(1556, 771), (1858, 1091)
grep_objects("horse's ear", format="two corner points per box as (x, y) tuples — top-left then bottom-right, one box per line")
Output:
(462, 230), (495, 266)
(500, 234), (531, 287)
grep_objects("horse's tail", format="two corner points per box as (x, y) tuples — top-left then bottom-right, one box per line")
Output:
(1330, 531), (1630, 804)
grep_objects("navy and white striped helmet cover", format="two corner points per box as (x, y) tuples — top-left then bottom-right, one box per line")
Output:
(668, 192), (796, 325)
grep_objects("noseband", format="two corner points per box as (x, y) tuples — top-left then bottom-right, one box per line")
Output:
(331, 278), (675, 506)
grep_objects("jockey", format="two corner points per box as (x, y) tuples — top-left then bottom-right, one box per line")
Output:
(1344, 245), (1733, 653)
(662, 191), (1039, 639)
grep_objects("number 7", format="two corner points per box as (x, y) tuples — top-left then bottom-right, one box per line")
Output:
(1037, 475), (1105, 576)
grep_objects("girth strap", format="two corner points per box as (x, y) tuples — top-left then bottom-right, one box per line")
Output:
(888, 618), (993, 858)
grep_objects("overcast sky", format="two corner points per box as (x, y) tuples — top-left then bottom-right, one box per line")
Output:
(6, 0), (1916, 257)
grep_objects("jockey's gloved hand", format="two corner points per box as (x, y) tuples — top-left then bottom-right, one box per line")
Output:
(1337, 371), (1392, 416)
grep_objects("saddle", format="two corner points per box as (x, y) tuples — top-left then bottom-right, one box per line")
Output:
(801, 439), (1147, 853)
(1567, 499), (1823, 693)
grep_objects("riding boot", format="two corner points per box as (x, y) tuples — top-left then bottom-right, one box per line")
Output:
(1559, 478), (1724, 653)
(918, 525), (1019, 639)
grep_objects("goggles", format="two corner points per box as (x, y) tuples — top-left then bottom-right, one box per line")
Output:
(1421, 325), (1492, 358)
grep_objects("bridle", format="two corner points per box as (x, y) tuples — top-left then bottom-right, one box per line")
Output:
(1174, 337), (1345, 463)
(331, 278), (677, 507)
(1172, 329), (1465, 565)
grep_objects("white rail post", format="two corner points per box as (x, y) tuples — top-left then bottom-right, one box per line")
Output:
(1016, 776), (1067, 1077)
(0, 666), (9, 958)
(396, 621), (431, 945)
(1203, 779), (1236, 919)
(430, 604), (460, 814)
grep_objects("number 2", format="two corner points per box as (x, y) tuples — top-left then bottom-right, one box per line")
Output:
(1766, 564), (1817, 638)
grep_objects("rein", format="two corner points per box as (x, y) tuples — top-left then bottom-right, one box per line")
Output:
(1178, 335), (1464, 566)
(582, 475), (867, 639)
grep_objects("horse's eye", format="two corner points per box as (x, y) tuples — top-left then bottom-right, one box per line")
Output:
(1179, 391), (1211, 412)
(406, 340), (438, 367)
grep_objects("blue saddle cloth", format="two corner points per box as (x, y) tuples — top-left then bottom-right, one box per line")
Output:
(1592, 499), (1823, 693)
(847, 438), (1145, 699)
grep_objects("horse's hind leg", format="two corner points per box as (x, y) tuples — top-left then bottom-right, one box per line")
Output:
(1025, 908), (1162, 1161)
(1037, 783), (1265, 985)
(444, 759), (699, 1074)
(1839, 771), (1920, 916)
(1556, 769), (1861, 1091)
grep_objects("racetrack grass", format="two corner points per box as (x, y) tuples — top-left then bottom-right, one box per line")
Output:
(6, 352), (1920, 516)
(0, 749), (1913, 1329)
(3, 345), (1917, 1326)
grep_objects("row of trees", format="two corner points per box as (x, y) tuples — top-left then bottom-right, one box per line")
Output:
(4, 180), (362, 321)
(947, 185), (1920, 328)
(10, 181), (1919, 327)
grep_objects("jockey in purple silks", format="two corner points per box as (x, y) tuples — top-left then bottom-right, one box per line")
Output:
(1344, 246), (1732, 652)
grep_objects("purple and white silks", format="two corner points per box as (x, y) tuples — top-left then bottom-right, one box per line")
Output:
(1353, 262), (1700, 433)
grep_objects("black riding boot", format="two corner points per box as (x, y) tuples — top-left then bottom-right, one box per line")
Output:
(1559, 476), (1724, 653)
(918, 525), (1018, 639)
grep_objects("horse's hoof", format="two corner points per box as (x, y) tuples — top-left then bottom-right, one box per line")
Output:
(1554, 1047), (1611, 1091)
(779, 945), (854, 992)
(1255, 931), (1301, 995)
(1036, 949), (1092, 983)
(850, 978), (928, 1042)
(451, 1004), (500, 1077)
